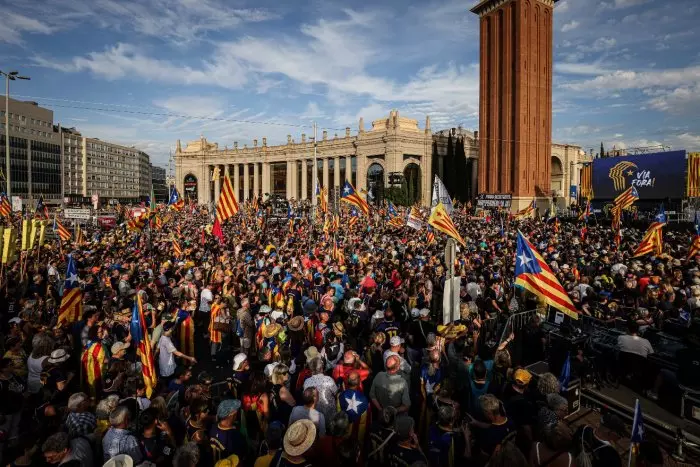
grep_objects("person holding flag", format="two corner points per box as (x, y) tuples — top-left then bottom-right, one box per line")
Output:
(131, 292), (158, 397)
(57, 255), (83, 325)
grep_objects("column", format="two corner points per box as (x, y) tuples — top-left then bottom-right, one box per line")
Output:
(243, 163), (250, 200)
(233, 164), (240, 200)
(262, 162), (271, 198)
(322, 158), (329, 189)
(214, 165), (221, 204)
(301, 160), (308, 200)
(224, 163), (229, 180)
(285, 161), (293, 199)
(200, 164), (211, 204)
(253, 163), (260, 198)
(334, 156), (340, 187)
(344, 156), (351, 184)
(290, 161), (298, 199)
(356, 156), (366, 193)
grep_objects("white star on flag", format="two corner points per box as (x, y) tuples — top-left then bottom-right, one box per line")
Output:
(67, 273), (79, 284)
(343, 187), (351, 195)
(518, 253), (532, 268)
(345, 393), (363, 413)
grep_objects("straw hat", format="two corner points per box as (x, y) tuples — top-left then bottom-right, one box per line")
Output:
(288, 316), (304, 332)
(103, 454), (133, 467)
(284, 419), (316, 457)
(48, 349), (70, 364)
(263, 323), (282, 339)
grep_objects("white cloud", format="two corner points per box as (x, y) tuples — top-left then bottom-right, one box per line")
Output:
(561, 65), (700, 92)
(590, 37), (617, 51)
(648, 83), (700, 115)
(0, 13), (54, 44)
(614, 0), (651, 8)
(677, 133), (700, 150)
(561, 21), (580, 32)
(555, 61), (613, 76)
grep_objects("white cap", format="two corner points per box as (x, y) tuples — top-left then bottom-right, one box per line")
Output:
(390, 336), (404, 347)
(264, 362), (279, 378)
(410, 308), (420, 318)
(8, 317), (21, 325)
(233, 353), (248, 371)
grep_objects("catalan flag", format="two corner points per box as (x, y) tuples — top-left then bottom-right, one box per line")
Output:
(426, 227), (435, 244)
(57, 255), (83, 325)
(428, 202), (465, 246)
(332, 237), (343, 264)
(388, 216), (405, 228)
(74, 224), (85, 245)
(168, 186), (185, 211)
(323, 216), (330, 234)
(81, 339), (106, 398)
(514, 200), (535, 219)
(130, 293), (157, 397)
(613, 185), (639, 212)
(333, 213), (340, 231)
(628, 399), (645, 467)
(53, 216), (72, 241)
(688, 153), (700, 198)
(177, 309), (195, 358)
(341, 181), (369, 216)
(578, 200), (591, 222)
(127, 216), (146, 232)
(35, 195), (49, 219)
(338, 388), (370, 448)
(215, 176), (239, 222)
(0, 193), (11, 218)
(153, 215), (163, 230)
(173, 239), (183, 258)
(316, 181), (328, 214)
(633, 222), (664, 257)
(514, 231), (578, 319)
(348, 208), (360, 228)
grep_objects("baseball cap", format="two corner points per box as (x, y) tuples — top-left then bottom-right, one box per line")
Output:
(389, 336), (404, 347)
(232, 353), (248, 371)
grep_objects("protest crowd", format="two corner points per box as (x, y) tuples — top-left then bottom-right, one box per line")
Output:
(0, 185), (697, 467)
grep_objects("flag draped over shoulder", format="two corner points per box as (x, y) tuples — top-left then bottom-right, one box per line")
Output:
(178, 310), (195, 358)
(428, 202), (465, 246)
(341, 181), (369, 216)
(58, 255), (83, 325)
(81, 340), (106, 398)
(514, 231), (579, 319)
(130, 293), (157, 397)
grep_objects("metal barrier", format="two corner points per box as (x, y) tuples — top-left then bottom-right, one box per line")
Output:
(499, 308), (544, 344)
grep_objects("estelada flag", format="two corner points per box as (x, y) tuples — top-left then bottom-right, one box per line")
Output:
(53, 216), (72, 241)
(514, 230), (578, 319)
(632, 222), (663, 258)
(57, 255), (83, 325)
(130, 293), (157, 397)
(428, 202), (465, 246)
(81, 340), (106, 398)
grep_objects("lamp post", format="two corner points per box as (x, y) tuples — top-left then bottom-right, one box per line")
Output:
(0, 70), (31, 199)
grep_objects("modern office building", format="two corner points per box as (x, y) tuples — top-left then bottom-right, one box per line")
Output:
(60, 127), (152, 203)
(151, 164), (168, 202)
(0, 96), (62, 205)
(175, 110), (588, 209)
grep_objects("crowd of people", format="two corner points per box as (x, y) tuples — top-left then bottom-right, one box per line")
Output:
(0, 197), (697, 467)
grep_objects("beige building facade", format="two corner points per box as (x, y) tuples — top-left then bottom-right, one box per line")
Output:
(175, 110), (588, 208)
(61, 127), (152, 201)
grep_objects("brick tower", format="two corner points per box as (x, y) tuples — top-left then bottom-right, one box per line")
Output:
(471, 0), (557, 211)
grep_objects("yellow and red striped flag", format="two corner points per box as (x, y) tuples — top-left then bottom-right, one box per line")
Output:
(130, 293), (157, 397)
(57, 255), (83, 326)
(74, 224), (85, 245)
(427, 227), (436, 244)
(178, 310), (195, 358)
(173, 239), (183, 258)
(633, 222), (664, 258)
(514, 200), (535, 219)
(81, 340), (106, 398)
(127, 217), (146, 232)
(428, 202), (465, 246)
(613, 186), (639, 212)
(53, 216), (72, 242)
(688, 153), (700, 198)
(340, 181), (369, 216)
(388, 216), (405, 228)
(333, 213), (340, 231)
(215, 176), (239, 222)
(0, 194), (11, 218)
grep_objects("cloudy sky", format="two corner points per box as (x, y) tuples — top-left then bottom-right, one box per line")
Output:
(1, 0), (698, 167)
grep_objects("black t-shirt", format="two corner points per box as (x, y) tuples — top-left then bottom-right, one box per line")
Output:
(476, 419), (516, 455)
(573, 425), (622, 467)
(388, 443), (427, 467)
(139, 431), (174, 467)
(677, 346), (700, 388)
(409, 320), (437, 349)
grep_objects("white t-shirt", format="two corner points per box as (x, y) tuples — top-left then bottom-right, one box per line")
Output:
(199, 288), (213, 312)
(158, 335), (177, 377)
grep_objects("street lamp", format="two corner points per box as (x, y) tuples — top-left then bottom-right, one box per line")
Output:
(0, 70), (31, 199)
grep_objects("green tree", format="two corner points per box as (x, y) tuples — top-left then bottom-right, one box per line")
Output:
(600, 142), (605, 158)
(444, 133), (454, 194)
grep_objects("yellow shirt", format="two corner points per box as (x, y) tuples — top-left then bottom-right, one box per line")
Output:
(254, 450), (279, 467)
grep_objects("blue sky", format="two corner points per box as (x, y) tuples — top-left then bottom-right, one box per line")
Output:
(1, 0), (699, 167)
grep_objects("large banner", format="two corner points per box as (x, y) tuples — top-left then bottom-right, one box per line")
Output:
(592, 150), (687, 200)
